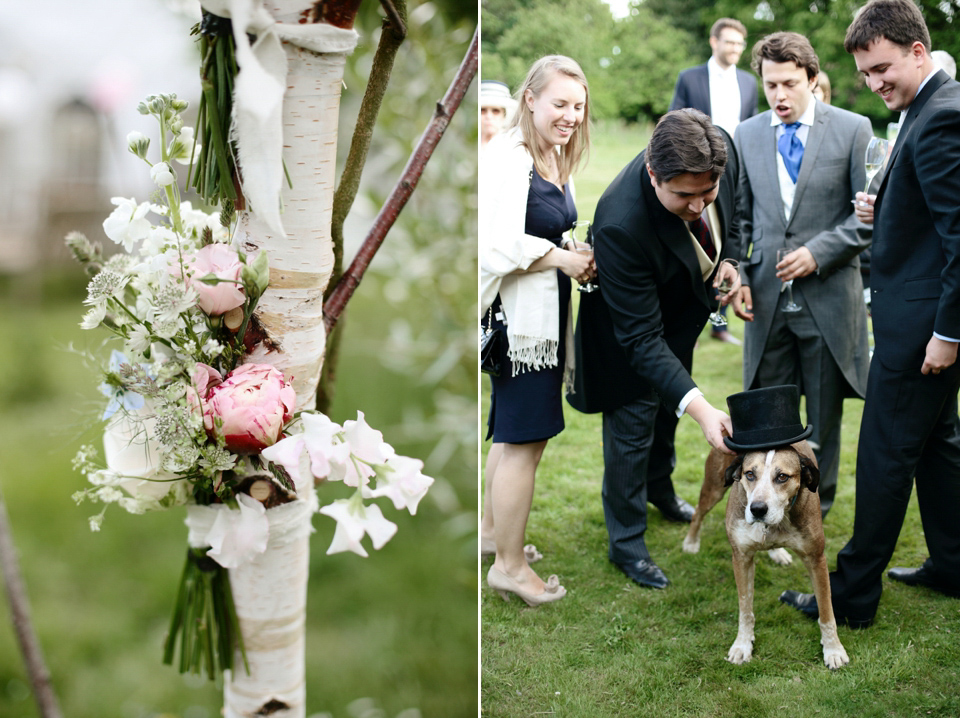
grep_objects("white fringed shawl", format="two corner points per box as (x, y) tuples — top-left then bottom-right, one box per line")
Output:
(479, 128), (575, 388)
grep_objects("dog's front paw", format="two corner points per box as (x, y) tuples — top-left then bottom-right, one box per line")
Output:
(726, 639), (754, 664)
(767, 547), (793, 566)
(682, 534), (700, 554)
(823, 644), (849, 670)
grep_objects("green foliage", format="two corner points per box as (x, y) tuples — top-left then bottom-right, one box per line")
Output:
(482, 0), (697, 122)
(337, 4), (478, 500)
(484, 0), (960, 126)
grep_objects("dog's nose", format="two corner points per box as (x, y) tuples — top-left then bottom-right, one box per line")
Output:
(750, 501), (768, 519)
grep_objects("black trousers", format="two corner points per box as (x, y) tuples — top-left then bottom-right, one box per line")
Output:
(831, 355), (960, 618)
(601, 388), (681, 564)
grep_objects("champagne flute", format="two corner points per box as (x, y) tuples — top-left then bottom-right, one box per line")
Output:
(863, 136), (889, 194)
(572, 220), (598, 293)
(777, 248), (802, 313)
(708, 259), (739, 328)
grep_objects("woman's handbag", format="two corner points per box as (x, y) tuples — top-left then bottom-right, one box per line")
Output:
(480, 307), (502, 377)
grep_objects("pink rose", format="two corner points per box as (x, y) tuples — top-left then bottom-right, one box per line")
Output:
(197, 363), (296, 454)
(181, 244), (246, 316)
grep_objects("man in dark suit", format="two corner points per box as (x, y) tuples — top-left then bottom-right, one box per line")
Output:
(670, 18), (759, 136)
(570, 110), (739, 588)
(670, 17), (758, 345)
(781, 0), (960, 626)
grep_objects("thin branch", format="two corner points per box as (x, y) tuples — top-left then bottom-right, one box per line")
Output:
(327, 0), (408, 303)
(0, 480), (62, 718)
(323, 26), (478, 334)
(378, 0), (407, 38)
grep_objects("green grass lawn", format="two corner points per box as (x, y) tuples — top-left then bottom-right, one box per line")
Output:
(481, 121), (960, 717)
(0, 271), (476, 718)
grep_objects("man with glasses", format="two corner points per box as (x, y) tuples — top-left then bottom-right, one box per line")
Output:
(670, 18), (759, 138)
(670, 18), (758, 344)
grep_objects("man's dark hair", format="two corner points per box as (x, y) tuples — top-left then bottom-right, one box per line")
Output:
(710, 18), (747, 40)
(844, 0), (931, 54)
(647, 109), (727, 184)
(751, 32), (820, 80)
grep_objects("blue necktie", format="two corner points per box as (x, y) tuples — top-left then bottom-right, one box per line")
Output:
(778, 122), (803, 183)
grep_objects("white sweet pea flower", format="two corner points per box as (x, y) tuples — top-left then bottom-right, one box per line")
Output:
(205, 494), (270, 568)
(300, 412), (350, 479)
(150, 161), (176, 187)
(368, 453), (434, 515)
(319, 499), (397, 557)
(103, 197), (152, 252)
(339, 411), (390, 487)
(261, 434), (310, 493)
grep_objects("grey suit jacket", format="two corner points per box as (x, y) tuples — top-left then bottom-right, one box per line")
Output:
(734, 101), (872, 397)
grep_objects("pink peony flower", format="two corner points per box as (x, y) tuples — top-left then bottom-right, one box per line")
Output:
(197, 363), (296, 454)
(177, 243), (246, 316)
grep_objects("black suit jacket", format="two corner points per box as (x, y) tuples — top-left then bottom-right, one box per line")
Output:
(669, 63), (758, 122)
(870, 70), (960, 371)
(568, 130), (741, 414)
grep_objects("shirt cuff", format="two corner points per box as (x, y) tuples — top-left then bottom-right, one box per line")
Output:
(676, 388), (703, 418)
(933, 332), (960, 343)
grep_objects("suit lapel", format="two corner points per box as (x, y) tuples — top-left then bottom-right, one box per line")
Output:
(696, 65), (711, 117)
(757, 119), (788, 228)
(877, 71), (950, 202)
(737, 70), (751, 121)
(641, 168), (712, 308)
(787, 106), (827, 229)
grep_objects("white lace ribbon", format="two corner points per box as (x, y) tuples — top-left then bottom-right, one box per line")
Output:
(199, 0), (359, 236)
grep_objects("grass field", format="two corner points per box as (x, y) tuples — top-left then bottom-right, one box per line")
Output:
(480, 121), (960, 717)
(0, 270), (477, 718)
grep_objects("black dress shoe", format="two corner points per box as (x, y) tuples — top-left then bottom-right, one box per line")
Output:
(651, 496), (695, 523)
(613, 559), (669, 589)
(888, 566), (960, 598)
(778, 589), (874, 629)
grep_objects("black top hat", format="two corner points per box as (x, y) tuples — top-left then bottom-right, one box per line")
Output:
(723, 384), (813, 451)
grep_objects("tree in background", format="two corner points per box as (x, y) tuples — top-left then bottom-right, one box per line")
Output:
(481, 0), (694, 122)
(483, 0), (960, 126)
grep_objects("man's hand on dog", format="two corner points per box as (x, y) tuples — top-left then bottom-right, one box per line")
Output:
(685, 396), (736, 455)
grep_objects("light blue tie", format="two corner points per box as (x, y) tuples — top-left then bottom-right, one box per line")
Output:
(778, 122), (803, 183)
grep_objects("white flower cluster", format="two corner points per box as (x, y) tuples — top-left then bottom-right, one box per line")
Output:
(70, 93), (436, 567)
(261, 410), (435, 557)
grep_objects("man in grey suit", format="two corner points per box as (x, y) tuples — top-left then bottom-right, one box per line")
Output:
(732, 32), (872, 517)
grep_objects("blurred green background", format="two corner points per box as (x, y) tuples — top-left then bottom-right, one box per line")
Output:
(0, 2), (478, 717)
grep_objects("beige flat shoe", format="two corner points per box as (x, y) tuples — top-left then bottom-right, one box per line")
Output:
(480, 541), (543, 563)
(487, 566), (565, 607)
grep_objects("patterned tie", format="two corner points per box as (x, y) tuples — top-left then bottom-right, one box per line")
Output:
(778, 122), (804, 183)
(688, 217), (715, 261)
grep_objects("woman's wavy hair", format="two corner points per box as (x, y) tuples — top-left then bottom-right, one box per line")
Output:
(509, 55), (590, 187)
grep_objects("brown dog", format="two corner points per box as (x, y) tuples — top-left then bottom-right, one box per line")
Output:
(683, 441), (848, 669)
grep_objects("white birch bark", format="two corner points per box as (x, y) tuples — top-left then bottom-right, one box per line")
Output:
(226, 1), (347, 713)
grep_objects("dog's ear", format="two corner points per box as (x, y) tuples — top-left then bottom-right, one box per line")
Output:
(723, 456), (744, 487)
(800, 456), (820, 493)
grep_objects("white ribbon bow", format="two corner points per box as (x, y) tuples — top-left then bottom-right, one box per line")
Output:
(200, 0), (359, 236)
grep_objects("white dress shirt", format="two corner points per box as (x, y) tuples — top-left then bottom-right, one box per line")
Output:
(770, 98), (817, 221)
(708, 57), (743, 136)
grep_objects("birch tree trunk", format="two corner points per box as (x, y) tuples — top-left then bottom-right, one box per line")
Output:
(227, 1), (351, 714)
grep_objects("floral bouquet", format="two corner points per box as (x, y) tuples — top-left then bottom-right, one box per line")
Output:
(68, 94), (433, 682)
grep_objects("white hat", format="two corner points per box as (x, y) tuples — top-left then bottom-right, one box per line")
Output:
(480, 81), (517, 121)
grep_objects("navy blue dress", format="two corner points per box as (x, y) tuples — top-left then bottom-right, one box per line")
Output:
(486, 168), (577, 444)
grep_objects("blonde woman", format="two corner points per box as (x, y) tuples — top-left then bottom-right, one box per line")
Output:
(479, 56), (593, 606)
